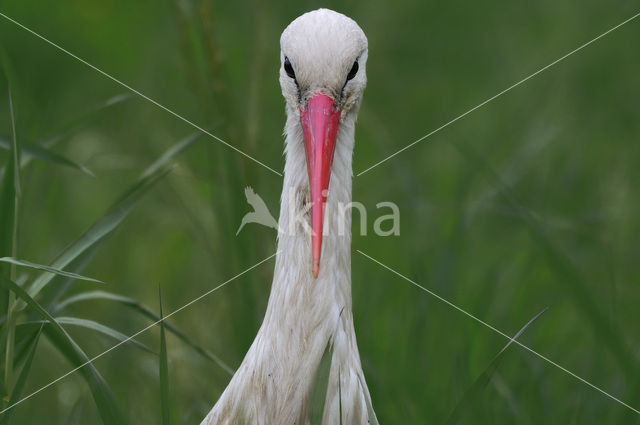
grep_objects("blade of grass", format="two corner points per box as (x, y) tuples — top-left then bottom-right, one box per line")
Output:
(26, 317), (153, 354)
(0, 55), (21, 395)
(24, 131), (203, 302)
(0, 150), (16, 316)
(23, 166), (171, 302)
(54, 290), (233, 374)
(452, 140), (634, 371)
(445, 307), (549, 425)
(3, 93), (132, 176)
(0, 325), (42, 425)
(0, 258), (103, 284)
(43, 328), (125, 425)
(65, 396), (86, 425)
(309, 341), (333, 425)
(0, 142), (15, 400)
(159, 287), (170, 425)
(0, 49), (21, 197)
(140, 132), (202, 179)
(47, 93), (133, 140)
(0, 275), (127, 424)
(11, 322), (41, 371)
(456, 140), (640, 424)
(44, 245), (101, 312)
(0, 137), (94, 177)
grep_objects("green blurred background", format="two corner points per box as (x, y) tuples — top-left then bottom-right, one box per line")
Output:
(0, 0), (639, 423)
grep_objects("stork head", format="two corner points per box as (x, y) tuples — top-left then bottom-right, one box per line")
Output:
(280, 9), (368, 278)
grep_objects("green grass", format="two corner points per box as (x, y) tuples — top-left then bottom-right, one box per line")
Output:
(0, 0), (639, 424)
(309, 342), (333, 425)
(158, 287), (171, 425)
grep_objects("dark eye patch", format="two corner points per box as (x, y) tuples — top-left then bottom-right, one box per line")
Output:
(346, 61), (359, 81)
(284, 56), (296, 79)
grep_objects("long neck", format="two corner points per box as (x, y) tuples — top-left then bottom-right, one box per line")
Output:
(202, 110), (368, 425)
(261, 108), (356, 349)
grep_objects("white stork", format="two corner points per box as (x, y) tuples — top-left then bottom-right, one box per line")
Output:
(203, 9), (373, 424)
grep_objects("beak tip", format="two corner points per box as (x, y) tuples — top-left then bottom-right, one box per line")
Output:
(313, 262), (319, 278)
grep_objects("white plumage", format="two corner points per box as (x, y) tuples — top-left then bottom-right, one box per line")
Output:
(202, 9), (372, 424)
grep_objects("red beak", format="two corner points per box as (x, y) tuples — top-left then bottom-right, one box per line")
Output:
(300, 93), (341, 278)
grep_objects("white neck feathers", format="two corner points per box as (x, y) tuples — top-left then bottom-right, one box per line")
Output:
(202, 109), (371, 425)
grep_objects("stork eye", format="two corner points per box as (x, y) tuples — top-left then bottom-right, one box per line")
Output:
(284, 57), (296, 79)
(346, 61), (359, 81)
